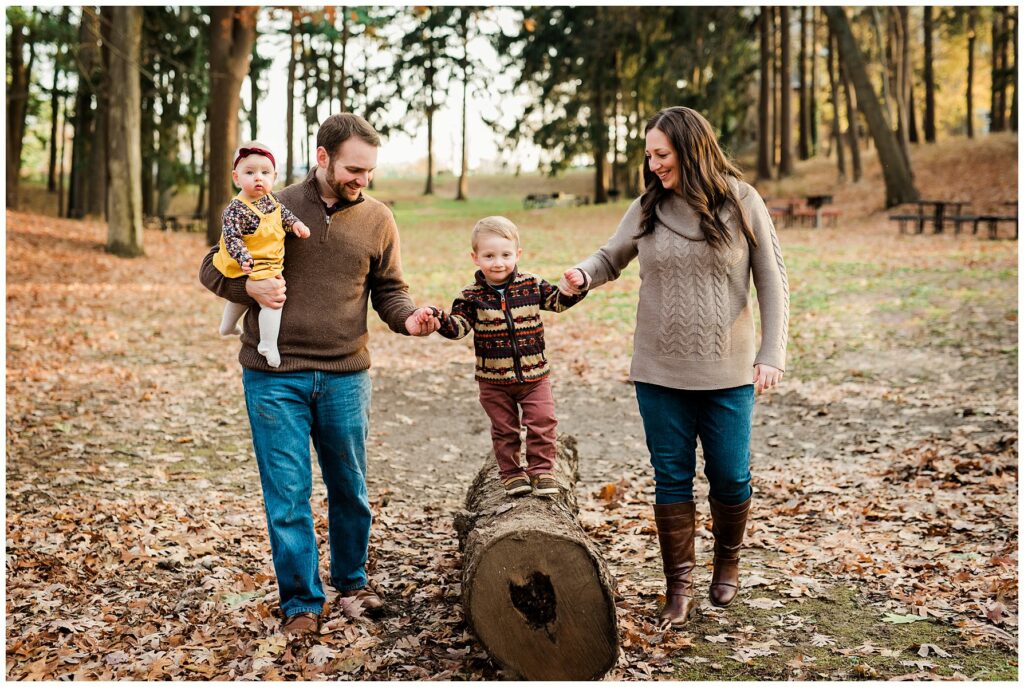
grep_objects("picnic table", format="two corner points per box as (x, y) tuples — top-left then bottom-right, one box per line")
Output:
(914, 199), (969, 233)
(804, 194), (834, 228)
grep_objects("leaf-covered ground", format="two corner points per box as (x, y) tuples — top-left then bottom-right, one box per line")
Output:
(6, 137), (1019, 680)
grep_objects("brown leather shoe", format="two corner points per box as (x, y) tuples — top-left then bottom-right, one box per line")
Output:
(341, 586), (384, 617)
(708, 495), (752, 607)
(282, 611), (320, 636)
(654, 501), (698, 628)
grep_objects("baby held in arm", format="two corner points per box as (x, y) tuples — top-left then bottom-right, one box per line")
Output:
(211, 142), (310, 368)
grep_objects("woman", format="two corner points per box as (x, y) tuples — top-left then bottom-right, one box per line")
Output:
(559, 106), (789, 628)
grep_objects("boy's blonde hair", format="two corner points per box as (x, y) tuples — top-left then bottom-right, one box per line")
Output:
(471, 216), (520, 251)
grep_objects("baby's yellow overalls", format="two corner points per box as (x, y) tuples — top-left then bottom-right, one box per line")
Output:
(212, 194), (286, 280)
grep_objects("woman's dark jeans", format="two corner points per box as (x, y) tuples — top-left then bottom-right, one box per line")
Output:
(635, 381), (754, 506)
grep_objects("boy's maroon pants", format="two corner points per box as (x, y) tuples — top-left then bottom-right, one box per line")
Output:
(478, 377), (557, 479)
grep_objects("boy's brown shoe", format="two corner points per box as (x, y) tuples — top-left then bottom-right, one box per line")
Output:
(530, 474), (559, 496)
(503, 475), (533, 497)
(282, 611), (320, 636)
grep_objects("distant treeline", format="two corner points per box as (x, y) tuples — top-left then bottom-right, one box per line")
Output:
(5, 6), (1017, 254)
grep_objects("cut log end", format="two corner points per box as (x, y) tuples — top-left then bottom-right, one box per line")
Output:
(467, 531), (618, 680)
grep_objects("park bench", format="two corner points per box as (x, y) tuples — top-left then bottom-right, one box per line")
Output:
(890, 213), (926, 234)
(159, 213), (205, 232)
(522, 191), (590, 209)
(973, 214), (1018, 240)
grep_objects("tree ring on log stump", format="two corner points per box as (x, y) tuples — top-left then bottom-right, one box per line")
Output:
(468, 531), (616, 680)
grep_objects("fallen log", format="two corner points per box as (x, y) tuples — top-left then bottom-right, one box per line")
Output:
(453, 434), (619, 680)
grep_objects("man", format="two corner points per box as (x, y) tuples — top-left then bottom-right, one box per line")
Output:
(199, 113), (439, 636)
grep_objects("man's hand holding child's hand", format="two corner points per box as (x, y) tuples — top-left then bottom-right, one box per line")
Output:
(406, 306), (442, 336)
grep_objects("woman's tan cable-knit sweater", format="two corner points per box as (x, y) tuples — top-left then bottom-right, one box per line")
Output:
(576, 179), (789, 390)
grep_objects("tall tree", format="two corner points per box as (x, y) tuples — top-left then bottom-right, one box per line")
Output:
(891, 8), (912, 170)
(798, 6), (811, 160)
(206, 6), (257, 245)
(966, 8), (977, 138)
(923, 6), (937, 142)
(757, 7), (773, 180)
(67, 7), (101, 217)
(6, 8), (37, 209)
(1010, 7), (1018, 132)
(779, 6), (794, 176)
(826, 28), (846, 180)
(106, 7), (144, 257)
(45, 8), (72, 193)
(809, 6), (820, 155)
(826, 6), (918, 206)
(285, 10), (297, 185)
(454, 7), (474, 201)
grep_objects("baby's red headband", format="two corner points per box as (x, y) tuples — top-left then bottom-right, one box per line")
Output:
(233, 147), (276, 170)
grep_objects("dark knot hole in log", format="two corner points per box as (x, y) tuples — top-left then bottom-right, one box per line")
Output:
(508, 571), (556, 630)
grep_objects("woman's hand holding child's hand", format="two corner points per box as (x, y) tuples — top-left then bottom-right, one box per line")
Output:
(558, 268), (586, 296)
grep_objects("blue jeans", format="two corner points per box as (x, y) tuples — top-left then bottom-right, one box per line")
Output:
(634, 382), (755, 506)
(242, 368), (372, 618)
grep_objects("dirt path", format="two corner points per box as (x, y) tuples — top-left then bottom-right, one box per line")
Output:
(6, 211), (1017, 680)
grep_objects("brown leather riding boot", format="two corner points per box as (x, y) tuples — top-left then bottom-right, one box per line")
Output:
(708, 495), (751, 607)
(653, 501), (697, 628)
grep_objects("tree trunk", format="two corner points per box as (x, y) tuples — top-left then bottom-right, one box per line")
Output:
(58, 93), (70, 218)
(757, 7), (773, 180)
(798, 7), (810, 160)
(285, 14), (297, 185)
(826, 6), (918, 206)
(90, 7), (110, 218)
(592, 57), (610, 204)
(908, 76), (919, 143)
(1010, 7), (1018, 132)
(424, 40), (436, 196)
(892, 8), (912, 172)
(779, 6), (795, 176)
(157, 64), (182, 219)
(196, 117), (208, 217)
(207, 6), (258, 245)
(827, 28), (846, 181)
(249, 40), (260, 140)
(772, 7), (780, 167)
(6, 15), (35, 210)
(810, 6), (819, 155)
(923, 6), (936, 142)
(454, 435), (618, 681)
(966, 8), (976, 138)
(106, 6), (145, 257)
(840, 51), (862, 182)
(47, 27), (64, 194)
(340, 8), (349, 110)
(455, 13), (469, 202)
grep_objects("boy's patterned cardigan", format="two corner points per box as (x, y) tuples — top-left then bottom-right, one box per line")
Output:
(438, 269), (587, 384)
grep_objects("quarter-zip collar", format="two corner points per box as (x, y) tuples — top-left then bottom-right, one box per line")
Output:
(299, 167), (365, 242)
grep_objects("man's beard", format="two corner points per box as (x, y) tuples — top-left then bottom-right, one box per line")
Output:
(325, 162), (360, 201)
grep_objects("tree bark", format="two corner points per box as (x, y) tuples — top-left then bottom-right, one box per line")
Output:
(207, 6), (258, 245)
(967, 8), (976, 138)
(810, 6), (819, 155)
(454, 435), (618, 681)
(892, 8), (912, 172)
(779, 6), (794, 176)
(6, 14), (36, 210)
(106, 6), (145, 257)
(923, 6), (936, 142)
(827, 28), (846, 181)
(826, 6), (918, 206)
(285, 13), (297, 185)
(90, 7), (110, 218)
(249, 40), (259, 140)
(757, 7), (773, 180)
(798, 6), (811, 160)
(423, 33), (436, 196)
(592, 52), (610, 204)
(455, 12), (470, 202)
(839, 50), (862, 182)
(772, 7), (780, 167)
(1010, 7), (1018, 132)
(47, 19), (65, 194)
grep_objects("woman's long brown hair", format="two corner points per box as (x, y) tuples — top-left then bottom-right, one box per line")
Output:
(637, 106), (757, 250)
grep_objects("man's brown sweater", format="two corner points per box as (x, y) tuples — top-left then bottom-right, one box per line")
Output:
(199, 168), (417, 372)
